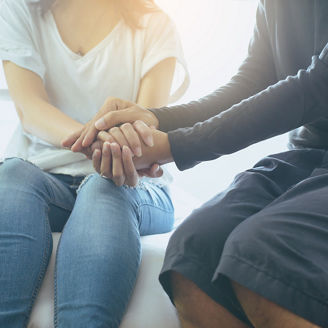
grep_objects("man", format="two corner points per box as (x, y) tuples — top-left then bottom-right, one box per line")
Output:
(65, 0), (328, 326)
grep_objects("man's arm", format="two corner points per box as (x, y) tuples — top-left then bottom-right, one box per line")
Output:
(168, 46), (328, 170)
(150, 2), (277, 132)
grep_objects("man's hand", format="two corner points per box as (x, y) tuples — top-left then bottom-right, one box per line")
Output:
(61, 97), (136, 151)
(93, 130), (172, 187)
(94, 125), (163, 187)
(94, 102), (159, 133)
(97, 120), (155, 158)
(93, 142), (163, 187)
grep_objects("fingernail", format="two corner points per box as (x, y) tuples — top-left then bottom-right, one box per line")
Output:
(95, 118), (106, 130)
(146, 137), (154, 147)
(135, 146), (142, 157)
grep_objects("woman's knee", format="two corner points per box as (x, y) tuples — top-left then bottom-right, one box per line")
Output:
(76, 174), (137, 215)
(0, 158), (46, 187)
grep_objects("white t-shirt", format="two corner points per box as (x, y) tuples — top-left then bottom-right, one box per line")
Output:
(0, 0), (189, 185)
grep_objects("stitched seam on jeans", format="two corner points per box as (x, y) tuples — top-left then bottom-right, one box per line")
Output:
(137, 203), (174, 214)
(24, 216), (52, 327)
(54, 229), (63, 327)
(222, 254), (328, 306)
(136, 203), (174, 232)
(76, 173), (94, 194)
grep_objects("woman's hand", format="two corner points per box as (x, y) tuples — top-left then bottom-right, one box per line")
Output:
(93, 142), (163, 187)
(97, 120), (155, 158)
(93, 130), (173, 187)
(94, 124), (163, 187)
(61, 97), (158, 154)
(61, 97), (135, 151)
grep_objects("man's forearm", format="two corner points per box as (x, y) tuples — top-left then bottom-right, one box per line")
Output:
(133, 130), (173, 170)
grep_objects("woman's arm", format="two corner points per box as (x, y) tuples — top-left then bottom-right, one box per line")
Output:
(65, 57), (176, 153)
(136, 57), (176, 108)
(3, 61), (83, 148)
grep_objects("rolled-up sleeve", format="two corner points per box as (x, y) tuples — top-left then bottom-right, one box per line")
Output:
(141, 11), (190, 104)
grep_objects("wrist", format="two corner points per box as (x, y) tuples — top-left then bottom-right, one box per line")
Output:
(133, 130), (173, 170)
(152, 130), (173, 165)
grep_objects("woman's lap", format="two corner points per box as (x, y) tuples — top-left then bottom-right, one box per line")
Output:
(160, 148), (328, 327)
(0, 158), (174, 327)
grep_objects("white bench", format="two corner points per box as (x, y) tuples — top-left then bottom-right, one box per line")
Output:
(28, 232), (179, 328)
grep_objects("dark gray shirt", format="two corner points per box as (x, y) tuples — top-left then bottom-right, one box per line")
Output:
(151, 0), (328, 170)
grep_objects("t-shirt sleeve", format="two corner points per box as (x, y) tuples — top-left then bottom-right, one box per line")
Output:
(0, 0), (45, 79)
(141, 11), (190, 104)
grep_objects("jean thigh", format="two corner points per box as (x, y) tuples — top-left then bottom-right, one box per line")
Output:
(129, 182), (174, 236)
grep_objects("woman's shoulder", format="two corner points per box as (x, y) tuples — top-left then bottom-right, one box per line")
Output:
(141, 9), (176, 31)
(1, 0), (40, 19)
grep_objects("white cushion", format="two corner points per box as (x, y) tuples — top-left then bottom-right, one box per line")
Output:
(28, 232), (179, 328)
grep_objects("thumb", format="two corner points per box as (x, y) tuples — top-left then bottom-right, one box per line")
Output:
(95, 108), (132, 130)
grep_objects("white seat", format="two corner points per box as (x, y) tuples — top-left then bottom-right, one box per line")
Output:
(28, 232), (180, 328)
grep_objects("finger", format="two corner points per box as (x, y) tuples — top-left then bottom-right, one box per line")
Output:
(91, 140), (103, 153)
(62, 128), (83, 148)
(97, 131), (115, 143)
(100, 142), (112, 179)
(95, 107), (142, 131)
(133, 120), (154, 147)
(138, 164), (163, 178)
(110, 143), (125, 187)
(150, 163), (163, 177)
(109, 127), (129, 148)
(82, 125), (99, 148)
(71, 127), (90, 152)
(120, 123), (142, 157)
(122, 145), (139, 187)
(92, 149), (102, 173)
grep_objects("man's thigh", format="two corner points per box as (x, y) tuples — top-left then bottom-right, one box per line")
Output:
(217, 167), (328, 327)
(160, 149), (326, 324)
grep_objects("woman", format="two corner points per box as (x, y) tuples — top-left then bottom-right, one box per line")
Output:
(0, 0), (189, 326)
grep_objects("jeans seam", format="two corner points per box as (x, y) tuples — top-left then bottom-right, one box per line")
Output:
(54, 220), (70, 328)
(137, 203), (174, 214)
(24, 216), (52, 327)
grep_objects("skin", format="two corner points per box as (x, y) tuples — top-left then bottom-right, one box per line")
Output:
(82, 99), (322, 326)
(170, 272), (320, 328)
(4, 0), (176, 163)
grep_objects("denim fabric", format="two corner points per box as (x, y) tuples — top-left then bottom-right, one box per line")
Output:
(0, 158), (174, 328)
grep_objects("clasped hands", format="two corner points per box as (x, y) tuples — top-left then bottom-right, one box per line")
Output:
(62, 97), (164, 187)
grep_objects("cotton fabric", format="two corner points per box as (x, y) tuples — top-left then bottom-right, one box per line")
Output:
(0, 0), (189, 179)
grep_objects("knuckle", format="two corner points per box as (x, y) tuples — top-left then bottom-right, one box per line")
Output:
(110, 126), (119, 134)
(121, 122), (132, 130)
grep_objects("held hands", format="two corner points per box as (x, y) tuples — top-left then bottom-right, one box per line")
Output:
(61, 97), (159, 152)
(61, 97), (164, 186)
(93, 122), (164, 187)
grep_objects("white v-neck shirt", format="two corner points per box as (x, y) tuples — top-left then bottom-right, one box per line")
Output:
(0, 0), (189, 184)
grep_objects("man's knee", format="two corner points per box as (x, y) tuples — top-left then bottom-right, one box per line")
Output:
(170, 272), (249, 328)
(232, 281), (320, 328)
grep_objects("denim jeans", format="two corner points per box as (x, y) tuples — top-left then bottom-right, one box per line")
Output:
(0, 158), (174, 328)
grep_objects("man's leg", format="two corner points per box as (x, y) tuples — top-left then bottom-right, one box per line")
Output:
(213, 168), (328, 327)
(232, 282), (320, 328)
(170, 272), (321, 328)
(171, 272), (248, 328)
(160, 150), (325, 327)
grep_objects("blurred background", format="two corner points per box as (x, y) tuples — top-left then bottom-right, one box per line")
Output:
(0, 0), (288, 218)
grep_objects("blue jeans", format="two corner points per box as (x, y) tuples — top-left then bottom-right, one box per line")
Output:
(0, 158), (174, 328)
